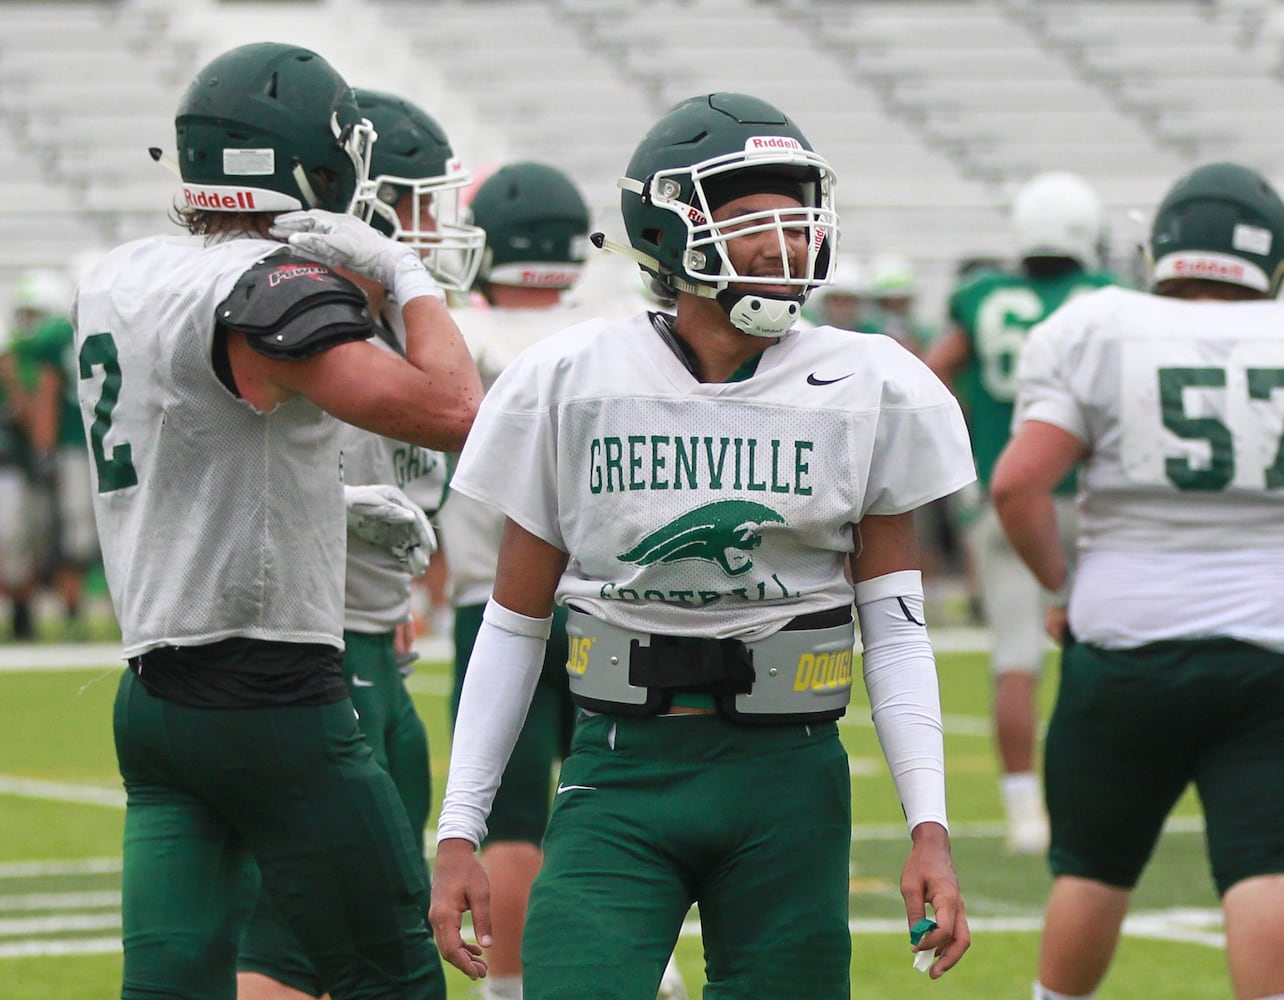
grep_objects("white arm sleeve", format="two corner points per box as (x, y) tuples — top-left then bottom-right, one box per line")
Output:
(855, 569), (948, 834)
(435, 598), (552, 847)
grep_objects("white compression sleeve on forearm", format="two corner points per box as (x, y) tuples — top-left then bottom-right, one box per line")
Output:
(435, 598), (552, 847)
(855, 569), (948, 833)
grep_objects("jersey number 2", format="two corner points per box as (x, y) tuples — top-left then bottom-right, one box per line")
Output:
(79, 332), (138, 493)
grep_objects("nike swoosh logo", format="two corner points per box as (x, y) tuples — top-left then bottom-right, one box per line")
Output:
(555, 784), (597, 795)
(807, 372), (854, 386)
(350, 676), (375, 688)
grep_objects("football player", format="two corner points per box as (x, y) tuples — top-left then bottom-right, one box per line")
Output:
(0, 270), (67, 639)
(75, 43), (480, 999)
(235, 86), (487, 1000)
(13, 266), (100, 639)
(437, 160), (686, 1000)
(429, 92), (972, 998)
(925, 171), (1116, 854)
(992, 161), (1284, 1000)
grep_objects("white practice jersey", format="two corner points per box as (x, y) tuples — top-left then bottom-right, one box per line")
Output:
(450, 314), (975, 639)
(1015, 285), (1284, 649)
(340, 312), (449, 632)
(75, 234), (350, 657)
(439, 287), (658, 607)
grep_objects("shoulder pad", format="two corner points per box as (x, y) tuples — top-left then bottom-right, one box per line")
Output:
(216, 249), (375, 360)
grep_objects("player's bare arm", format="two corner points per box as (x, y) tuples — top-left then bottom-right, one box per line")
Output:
(922, 325), (971, 389)
(226, 330), (479, 451)
(990, 420), (1087, 593)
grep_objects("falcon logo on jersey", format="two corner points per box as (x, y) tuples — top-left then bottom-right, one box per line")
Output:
(618, 499), (787, 576)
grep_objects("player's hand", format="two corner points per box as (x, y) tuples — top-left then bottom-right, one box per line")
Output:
(343, 483), (437, 576)
(271, 210), (435, 296)
(900, 821), (970, 978)
(429, 838), (492, 980)
(1045, 605), (1069, 645)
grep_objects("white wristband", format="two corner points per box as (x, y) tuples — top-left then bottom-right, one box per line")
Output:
(390, 252), (444, 306)
(856, 571), (948, 834)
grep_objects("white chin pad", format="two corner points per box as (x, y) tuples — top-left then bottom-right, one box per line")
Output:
(727, 293), (800, 338)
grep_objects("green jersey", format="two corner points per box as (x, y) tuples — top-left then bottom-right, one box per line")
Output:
(23, 316), (83, 448)
(949, 268), (1116, 489)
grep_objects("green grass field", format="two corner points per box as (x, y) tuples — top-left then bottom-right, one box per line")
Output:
(0, 641), (1227, 999)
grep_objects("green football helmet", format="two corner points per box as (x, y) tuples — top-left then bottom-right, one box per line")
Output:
(352, 89), (485, 292)
(1150, 161), (1284, 294)
(615, 92), (839, 337)
(469, 161), (590, 289)
(174, 42), (374, 214)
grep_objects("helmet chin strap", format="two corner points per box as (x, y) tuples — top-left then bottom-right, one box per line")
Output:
(716, 289), (804, 338)
(590, 233), (806, 337)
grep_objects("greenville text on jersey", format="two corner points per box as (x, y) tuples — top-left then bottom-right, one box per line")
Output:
(587, 434), (814, 495)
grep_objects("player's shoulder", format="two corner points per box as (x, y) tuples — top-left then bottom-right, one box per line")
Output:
(504, 310), (651, 368)
(794, 325), (950, 406)
(948, 268), (1019, 308)
(1041, 282), (1135, 327)
(217, 247), (373, 360)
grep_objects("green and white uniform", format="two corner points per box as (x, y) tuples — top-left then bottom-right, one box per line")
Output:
(0, 341), (41, 591)
(447, 315), (973, 999)
(76, 234), (441, 1000)
(1014, 285), (1284, 892)
(440, 295), (646, 845)
(25, 314), (98, 566)
(239, 312), (450, 998)
(949, 268), (1114, 673)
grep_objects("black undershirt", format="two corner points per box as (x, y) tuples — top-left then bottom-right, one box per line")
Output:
(129, 637), (348, 708)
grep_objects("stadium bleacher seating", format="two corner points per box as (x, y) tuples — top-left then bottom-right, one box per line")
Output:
(2, 0), (1282, 325)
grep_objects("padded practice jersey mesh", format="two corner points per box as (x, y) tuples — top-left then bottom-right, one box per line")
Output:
(75, 235), (347, 656)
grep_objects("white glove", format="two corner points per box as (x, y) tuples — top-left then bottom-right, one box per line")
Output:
(343, 483), (438, 576)
(270, 210), (442, 304)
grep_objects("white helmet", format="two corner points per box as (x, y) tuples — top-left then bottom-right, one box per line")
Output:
(12, 269), (72, 319)
(869, 252), (916, 299)
(1011, 171), (1106, 269)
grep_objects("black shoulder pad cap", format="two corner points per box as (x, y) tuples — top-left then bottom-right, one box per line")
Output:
(215, 249), (376, 360)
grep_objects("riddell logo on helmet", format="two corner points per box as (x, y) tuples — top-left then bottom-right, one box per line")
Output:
(521, 269), (579, 287)
(748, 136), (803, 151)
(1173, 257), (1245, 281)
(183, 188), (258, 210)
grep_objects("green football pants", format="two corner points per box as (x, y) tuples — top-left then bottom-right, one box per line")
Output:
(522, 711), (852, 1000)
(236, 629), (444, 997)
(114, 668), (439, 1000)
